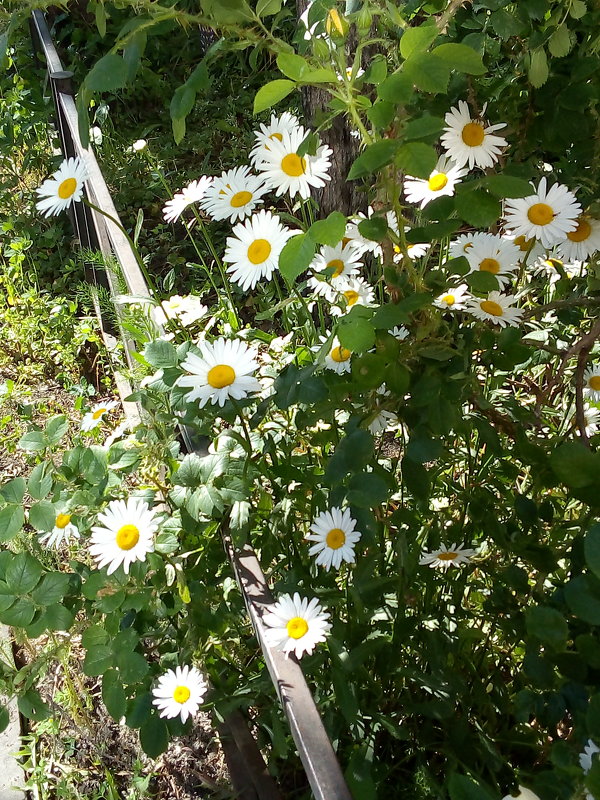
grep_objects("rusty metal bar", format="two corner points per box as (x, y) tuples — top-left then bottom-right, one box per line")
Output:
(29, 10), (353, 800)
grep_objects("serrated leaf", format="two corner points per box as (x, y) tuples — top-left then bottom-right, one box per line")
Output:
(31, 573), (71, 606)
(18, 430), (46, 452)
(277, 52), (311, 81)
(279, 233), (316, 283)
(403, 115), (445, 141)
(548, 23), (573, 57)
(347, 140), (398, 180)
(84, 53), (129, 92)
(0, 506), (23, 543)
(28, 463), (53, 500)
(466, 272), (500, 293)
(5, 552), (43, 594)
(253, 79), (296, 114)
(396, 142), (437, 179)
(83, 644), (114, 677)
(140, 716), (169, 758)
(377, 71), (413, 104)
(432, 43), (486, 75)
(308, 212), (346, 246)
(525, 606), (568, 649)
(143, 339), (178, 368)
(102, 670), (127, 721)
(455, 189), (501, 227)
(529, 48), (549, 88)
(403, 52), (450, 94)
(484, 175), (534, 198)
(29, 500), (57, 532)
(399, 22), (438, 59)
(0, 478), (25, 505)
(569, 0), (586, 18)
(358, 217), (388, 242)
(45, 414), (68, 445)
(337, 316), (376, 353)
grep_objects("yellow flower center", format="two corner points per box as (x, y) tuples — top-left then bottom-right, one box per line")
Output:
(480, 300), (503, 317)
(588, 376), (600, 391)
(544, 258), (563, 270)
(567, 218), (592, 242)
(442, 294), (455, 306)
(286, 616), (309, 639)
(116, 524), (140, 551)
(325, 528), (346, 549)
(343, 290), (360, 306)
(173, 685), (191, 704)
(327, 258), (345, 278)
(92, 407), (108, 420)
(479, 257), (500, 274)
(207, 364), (235, 389)
(527, 202), (554, 226)
(230, 190), (253, 208)
(427, 173), (448, 192)
(437, 551), (458, 561)
(331, 346), (351, 363)
(58, 177), (77, 199)
(247, 238), (272, 264)
(513, 235), (533, 252)
(269, 132), (283, 141)
(55, 513), (71, 529)
(461, 122), (485, 147)
(281, 153), (306, 177)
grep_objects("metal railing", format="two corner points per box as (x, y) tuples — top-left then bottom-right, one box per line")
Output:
(29, 11), (353, 800)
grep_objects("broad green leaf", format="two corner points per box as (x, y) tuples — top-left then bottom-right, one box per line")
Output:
(172, 116), (186, 145)
(490, 9), (525, 38)
(484, 175), (533, 198)
(83, 644), (114, 677)
(432, 43), (486, 75)
(308, 212), (346, 246)
(529, 48), (549, 88)
(403, 115), (445, 141)
(377, 71), (413, 104)
(347, 140), (398, 180)
(253, 79), (296, 114)
(5, 552), (43, 594)
(1, 598), (36, 628)
(256, 0), (282, 16)
(126, 693), (152, 729)
(277, 52), (311, 81)
(279, 234), (316, 283)
(366, 101), (395, 130)
(31, 573), (71, 606)
(347, 472), (390, 508)
(448, 774), (495, 800)
(28, 463), (52, 500)
(186, 61), (211, 93)
(358, 216), (388, 242)
(372, 294), (431, 328)
(455, 189), (501, 227)
(569, 0), (587, 18)
(525, 606), (568, 649)
(115, 650), (149, 684)
(18, 690), (51, 722)
(548, 23), (573, 58)
(28, 500), (56, 532)
(45, 415), (68, 446)
(102, 670), (127, 721)
(143, 339), (178, 368)
(43, 604), (75, 632)
(84, 53), (129, 92)
(399, 22), (438, 59)
(302, 68), (337, 83)
(0, 706), (9, 734)
(18, 430), (46, 452)
(325, 429), (374, 484)
(550, 441), (599, 488)
(585, 523), (600, 580)
(95, 0), (107, 37)
(0, 478), (25, 505)
(466, 271), (500, 293)
(403, 53), (450, 94)
(337, 316), (376, 353)
(363, 57), (387, 85)
(352, 353), (387, 389)
(565, 576), (600, 624)
(82, 624), (108, 648)
(140, 716), (169, 758)
(396, 142), (437, 179)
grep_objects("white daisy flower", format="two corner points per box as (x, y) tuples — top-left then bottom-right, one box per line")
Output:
(440, 100), (507, 170)
(502, 231), (546, 263)
(223, 210), (294, 291)
(199, 166), (268, 222)
(503, 178), (582, 249)
(530, 254), (585, 284)
(331, 277), (376, 315)
(38, 511), (80, 549)
(580, 739), (600, 773)
(340, 63), (365, 81)
(366, 386), (400, 435)
(583, 404), (600, 437)
(156, 295), (208, 328)
(394, 241), (430, 262)
(390, 326), (409, 341)
(449, 232), (492, 260)
(35, 156), (88, 217)
(583, 365), (600, 402)
(433, 283), (470, 310)
(466, 292), (523, 328)
(311, 242), (363, 287)
(81, 400), (119, 432)
(89, 497), (159, 575)
(555, 215), (600, 262)
(419, 542), (476, 569)
(465, 234), (520, 288)
(262, 592), (331, 659)
(403, 156), (467, 208)
(306, 507), (362, 571)
(151, 665), (208, 723)
(254, 126), (332, 199)
(163, 177), (213, 223)
(344, 212), (383, 258)
(324, 337), (353, 374)
(250, 111), (301, 164)
(177, 337), (261, 408)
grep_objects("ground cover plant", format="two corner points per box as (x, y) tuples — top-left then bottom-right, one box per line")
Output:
(2, 1), (600, 799)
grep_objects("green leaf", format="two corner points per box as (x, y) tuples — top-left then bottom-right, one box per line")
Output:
(44, 414), (69, 445)
(253, 79), (296, 114)
(399, 22), (438, 59)
(82, 624), (108, 648)
(432, 43), (486, 75)
(585, 524), (600, 580)
(455, 189), (501, 227)
(358, 217), (388, 242)
(403, 115), (445, 141)
(569, 0), (587, 18)
(347, 140), (398, 180)
(403, 53), (450, 94)
(172, 116), (186, 145)
(395, 142), (437, 179)
(43, 604), (75, 632)
(31, 573), (71, 606)
(83, 644), (114, 677)
(366, 101), (395, 130)
(0, 506), (22, 546)
(363, 57), (387, 85)
(84, 53), (129, 92)
(103, 670), (127, 721)
(115, 650), (149, 684)
(377, 71), (413, 104)
(143, 339), (178, 368)
(347, 472), (390, 507)
(352, 353), (387, 389)
(28, 463), (52, 500)
(5, 553), (43, 594)
(0, 478), (25, 505)
(126, 693), (152, 729)
(525, 606), (568, 649)
(256, 0), (282, 16)
(18, 430), (46, 452)
(337, 316), (376, 353)
(140, 716), (169, 758)
(529, 48), (549, 88)
(279, 234), (316, 284)
(466, 271), (500, 293)
(372, 294), (431, 328)
(28, 501), (56, 532)
(0, 706), (9, 734)
(18, 690), (51, 722)
(448, 774), (495, 800)
(548, 23), (573, 58)
(490, 9), (525, 38)
(95, 0), (107, 37)
(550, 441), (599, 488)
(565, 576), (600, 624)
(277, 52), (311, 81)
(302, 68), (337, 83)
(308, 212), (346, 246)
(325, 429), (374, 484)
(484, 175), (533, 198)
